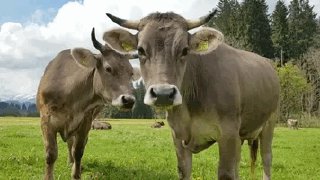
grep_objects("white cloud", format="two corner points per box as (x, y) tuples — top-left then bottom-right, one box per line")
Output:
(0, 0), (319, 100)
(0, 67), (41, 98)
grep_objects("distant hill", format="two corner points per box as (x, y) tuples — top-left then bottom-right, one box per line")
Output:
(0, 94), (39, 117)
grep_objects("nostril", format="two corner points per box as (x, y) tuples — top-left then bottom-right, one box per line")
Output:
(150, 87), (157, 98)
(121, 96), (128, 104)
(168, 88), (176, 100)
(121, 96), (135, 109)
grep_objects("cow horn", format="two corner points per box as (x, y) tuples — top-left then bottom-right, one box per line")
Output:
(187, 9), (217, 30)
(91, 28), (104, 52)
(106, 13), (140, 30)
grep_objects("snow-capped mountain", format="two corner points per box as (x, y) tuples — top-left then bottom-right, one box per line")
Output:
(0, 93), (36, 104)
(0, 93), (38, 116)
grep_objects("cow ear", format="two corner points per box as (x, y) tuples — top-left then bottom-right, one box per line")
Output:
(103, 28), (138, 53)
(132, 67), (141, 81)
(189, 27), (224, 55)
(71, 48), (97, 68)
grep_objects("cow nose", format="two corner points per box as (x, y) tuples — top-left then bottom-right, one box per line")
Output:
(121, 95), (135, 109)
(150, 87), (176, 100)
(147, 85), (177, 106)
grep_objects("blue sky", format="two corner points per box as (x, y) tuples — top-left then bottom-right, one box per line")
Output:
(0, 0), (72, 24)
(0, 0), (319, 101)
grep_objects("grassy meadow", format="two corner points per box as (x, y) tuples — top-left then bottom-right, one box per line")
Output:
(0, 117), (320, 180)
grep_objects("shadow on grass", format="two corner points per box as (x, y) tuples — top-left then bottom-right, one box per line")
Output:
(82, 159), (176, 180)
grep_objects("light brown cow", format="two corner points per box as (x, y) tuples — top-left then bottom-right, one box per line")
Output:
(91, 120), (112, 130)
(287, 119), (298, 129)
(151, 121), (165, 128)
(37, 28), (137, 180)
(105, 10), (280, 180)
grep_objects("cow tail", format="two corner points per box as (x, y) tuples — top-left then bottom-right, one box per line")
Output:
(250, 139), (259, 178)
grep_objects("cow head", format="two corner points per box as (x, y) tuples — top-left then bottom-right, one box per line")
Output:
(105, 11), (223, 108)
(71, 28), (139, 109)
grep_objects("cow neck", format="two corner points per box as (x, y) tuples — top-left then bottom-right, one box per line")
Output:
(180, 55), (208, 115)
(74, 68), (101, 111)
(90, 68), (104, 105)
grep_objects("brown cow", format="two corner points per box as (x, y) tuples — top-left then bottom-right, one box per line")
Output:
(105, 10), (280, 180)
(151, 121), (165, 128)
(287, 119), (298, 129)
(37, 28), (137, 180)
(91, 120), (112, 130)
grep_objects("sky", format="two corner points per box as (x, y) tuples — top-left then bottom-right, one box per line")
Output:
(0, 0), (319, 100)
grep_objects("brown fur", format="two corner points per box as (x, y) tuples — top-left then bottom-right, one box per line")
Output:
(139, 12), (188, 30)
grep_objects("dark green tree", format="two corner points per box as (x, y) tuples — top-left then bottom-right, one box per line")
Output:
(240, 0), (274, 58)
(208, 0), (246, 49)
(103, 104), (120, 118)
(314, 17), (320, 48)
(0, 102), (9, 109)
(288, 0), (317, 59)
(22, 103), (27, 111)
(271, 0), (290, 62)
(211, 0), (240, 36)
(131, 81), (154, 119)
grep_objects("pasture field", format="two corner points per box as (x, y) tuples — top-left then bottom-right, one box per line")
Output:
(0, 117), (320, 180)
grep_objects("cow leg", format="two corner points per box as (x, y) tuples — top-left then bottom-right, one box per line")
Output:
(171, 131), (192, 180)
(217, 120), (241, 180)
(259, 120), (275, 180)
(41, 116), (58, 180)
(235, 146), (241, 180)
(71, 133), (89, 180)
(71, 118), (92, 180)
(67, 136), (75, 165)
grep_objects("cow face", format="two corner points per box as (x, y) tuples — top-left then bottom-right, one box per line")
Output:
(71, 28), (139, 109)
(105, 11), (223, 108)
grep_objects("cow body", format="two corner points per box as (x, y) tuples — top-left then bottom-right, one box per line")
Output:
(106, 11), (279, 180)
(38, 50), (103, 140)
(169, 44), (279, 151)
(151, 121), (165, 128)
(166, 46), (279, 180)
(37, 29), (136, 180)
(287, 119), (298, 129)
(92, 120), (112, 130)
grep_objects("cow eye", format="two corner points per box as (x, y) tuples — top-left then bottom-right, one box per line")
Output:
(181, 47), (189, 57)
(105, 66), (112, 73)
(138, 47), (146, 56)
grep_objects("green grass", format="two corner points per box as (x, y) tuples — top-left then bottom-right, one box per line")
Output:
(0, 117), (320, 180)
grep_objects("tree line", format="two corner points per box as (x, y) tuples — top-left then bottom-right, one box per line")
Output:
(209, 0), (318, 61)
(0, 102), (38, 117)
